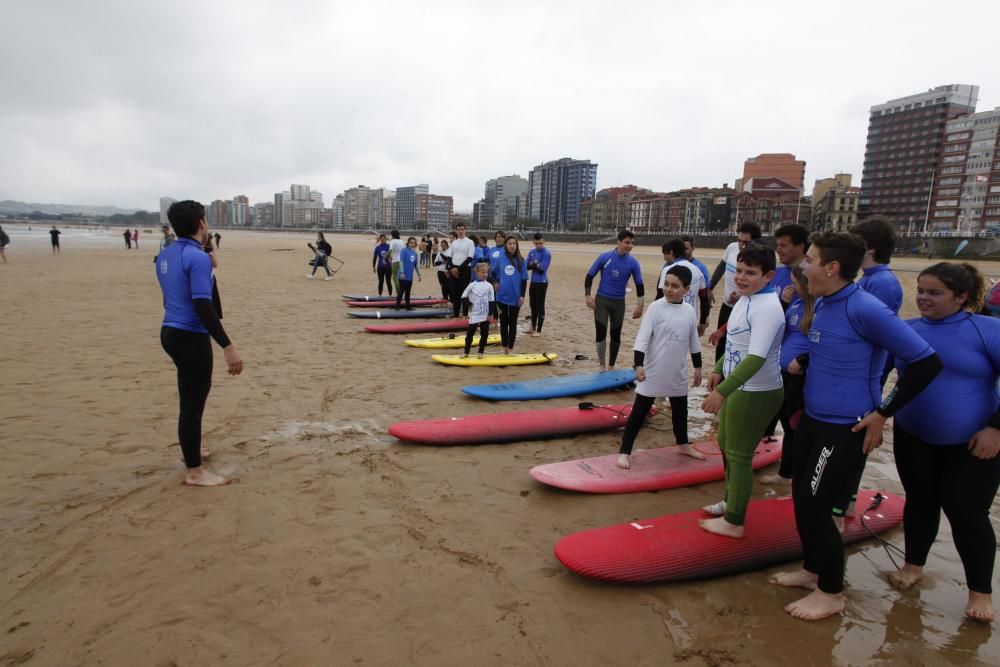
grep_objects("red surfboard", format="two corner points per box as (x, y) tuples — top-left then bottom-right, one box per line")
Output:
(365, 318), (477, 334)
(345, 299), (449, 308)
(530, 439), (781, 494)
(388, 404), (654, 446)
(555, 490), (904, 584)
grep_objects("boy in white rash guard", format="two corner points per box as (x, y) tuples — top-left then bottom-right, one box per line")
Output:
(700, 243), (785, 539)
(709, 222), (762, 361)
(657, 238), (704, 322)
(617, 265), (704, 469)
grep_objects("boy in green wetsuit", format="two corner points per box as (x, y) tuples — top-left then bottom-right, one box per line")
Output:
(700, 243), (785, 538)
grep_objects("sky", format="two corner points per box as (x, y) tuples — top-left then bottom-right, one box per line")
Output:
(2, 0), (999, 212)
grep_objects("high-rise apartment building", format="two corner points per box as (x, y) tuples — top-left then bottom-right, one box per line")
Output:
(344, 185), (374, 228)
(331, 195), (345, 229)
(252, 202), (274, 228)
(290, 184), (311, 201)
(930, 106), (1000, 232)
(231, 195), (249, 226)
(159, 197), (176, 226)
(379, 192), (395, 229)
(415, 194), (454, 230)
(859, 84), (979, 227)
(741, 154), (806, 190)
(395, 184), (429, 228)
(482, 175), (529, 228)
(527, 158), (598, 229)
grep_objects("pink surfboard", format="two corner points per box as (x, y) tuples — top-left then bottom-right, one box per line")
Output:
(388, 404), (654, 446)
(365, 318), (478, 334)
(555, 490), (904, 584)
(530, 438), (781, 494)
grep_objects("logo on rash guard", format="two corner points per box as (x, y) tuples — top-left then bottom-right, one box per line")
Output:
(810, 445), (834, 494)
(160, 259), (168, 274)
(808, 329), (821, 343)
(504, 265), (515, 276)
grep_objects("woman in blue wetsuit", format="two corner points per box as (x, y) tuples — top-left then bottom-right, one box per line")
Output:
(886, 262), (1000, 624)
(490, 236), (528, 355)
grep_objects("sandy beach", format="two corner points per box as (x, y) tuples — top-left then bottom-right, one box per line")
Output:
(1, 225), (998, 666)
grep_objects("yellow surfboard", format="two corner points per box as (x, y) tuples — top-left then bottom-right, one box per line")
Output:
(405, 333), (503, 349)
(431, 353), (558, 367)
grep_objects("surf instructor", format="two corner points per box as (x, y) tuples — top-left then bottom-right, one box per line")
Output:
(585, 229), (645, 372)
(157, 200), (244, 487)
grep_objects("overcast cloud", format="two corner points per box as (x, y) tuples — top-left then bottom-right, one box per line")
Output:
(2, 0), (998, 211)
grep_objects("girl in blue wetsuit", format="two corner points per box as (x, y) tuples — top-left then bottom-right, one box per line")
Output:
(886, 262), (1000, 624)
(395, 237), (421, 310)
(490, 237), (529, 354)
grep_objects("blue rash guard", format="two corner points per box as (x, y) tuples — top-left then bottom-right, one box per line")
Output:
(156, 238), (214, 334)
(858, 264), (903, 314)
(490, 252), (529, 306)
(771, 265), (794, 296)
(526, 247), (551, 284)
(373, 242), (391, 269)
(398, 248), (419, 281)
(779, 297), (809, 372)
(804, 283), (934, 425)
(893, 312), (1000, 444)
(587, 250), (644, 300)
(690, 257), (711, 292)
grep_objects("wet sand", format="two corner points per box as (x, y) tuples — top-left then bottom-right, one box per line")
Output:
(1, 226), (998, 666)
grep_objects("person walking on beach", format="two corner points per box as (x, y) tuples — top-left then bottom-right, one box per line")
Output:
(214, 232), (221, 248)
(585, 229), (645, 372)
(307, 232), (334, 280)
(49, 226), (61, 254)
(461, 262), (495, 358)
(617, 265), (704, 470)
(132, 229), (139, 249)
(884, 262), (1000, 623)
(395, 236), (421, 309)
(124, 228), (132, 249)
(0, 225), (9, 263)
(526, 233), (551, 337)
(157, 200), (243, 487)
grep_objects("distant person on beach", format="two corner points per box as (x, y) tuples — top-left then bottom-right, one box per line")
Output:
(395, 236), (421, 309)
(0, 225), (9, 263)
(307, 232), (334, 280)
(585, 229), (645, 372)
(159, 225), (175, 252)
(124, 228), (132, 249)
(157, 200), (243, 487)
(461, 262), (495, 358)
(132, 229), (139, 249)
(214, 232), (221, 248)
(617, 265), (704, 470)
(50, 226), (61, 253)
(526, 233), (551, 337)
(883, 262), (1000, 623)
(490, 236), (528, 354)
(372, 233), (393, 295)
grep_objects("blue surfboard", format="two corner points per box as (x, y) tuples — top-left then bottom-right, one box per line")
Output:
(462, 369), (636, 401)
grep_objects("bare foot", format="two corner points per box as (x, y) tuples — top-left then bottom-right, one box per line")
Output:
(759, 473), (791, 486)
(888, 564), (924, 591)
(502, 347), (510, 355)
(702, 500), (726, 516)
(677, 444), (706, 460)
(769, 569), (819, 590)
(530, 330), (540, 337)
(617, 454), (630, 470)
(600, 364), (608, 372)
(966, 591), (994, 623)
(201, 448), (212, 460)
(459, 354), (468, 359)
(846, 502), (857, 518)
(184, 467), (230, 487)
(833, 516), (845, 533)
(698, 516), (744, 538)
(784, 589), (846, 621)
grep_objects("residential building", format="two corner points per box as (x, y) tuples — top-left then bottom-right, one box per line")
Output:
(159, 197), (176, 226)
(579, 184), (740, 234)
(859, 84), (979, 228)
(379, 192), (395, 229)
(344, 185), (375, 228)
(579, 185), (651, 232)
(274, 191), (290, 226)
(930, 106), (1000, 232)
(741, 177), (807, 232)
(231, 195), (249, 226)
(482, 175), (529, 229)
(416, 194), (454, 230)
(331, 195), (345, 229)
(741, 154), (806, 190)
(811, 173), (852, 206)
(252, 202), (275, 228)
(290, 184), (311, 201)
(395, 184), (429, 228)
(207, 199), (230, 228)
(812, 185), (860, 231)
(527, 158), (598, 229)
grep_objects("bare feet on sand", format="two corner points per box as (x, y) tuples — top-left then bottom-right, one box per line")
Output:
(966, 591), (995, 623)
(769, 568), (818, 590)
(759, 473), (791, 486)
(184, 467), (230, 487)
(846, 502), (857, 518)
(833, 516), (846, 533)
(698, 516), (744, 538)
(888, 564), (923, 591)
(784, 590), (846, 621)
(677, 444), (706, 460)
(702, 500), (726, 516)
(617, 454), (630, 470)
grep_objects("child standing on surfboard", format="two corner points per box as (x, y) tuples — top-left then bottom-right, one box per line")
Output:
(699, 243), (785, 539)
(460, 262), (495, 358)
(617, 265), (704, 470)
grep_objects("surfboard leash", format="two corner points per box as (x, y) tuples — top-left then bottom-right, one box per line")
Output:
(858, 492), (905, 570)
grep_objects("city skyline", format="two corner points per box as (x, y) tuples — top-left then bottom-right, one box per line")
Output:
(2, 1), (998, 211)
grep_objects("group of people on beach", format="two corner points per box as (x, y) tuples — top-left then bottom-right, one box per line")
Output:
(154, 200), (998, 625)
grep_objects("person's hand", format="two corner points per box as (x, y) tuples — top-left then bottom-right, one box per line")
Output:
(726, 291), (740, 306)
(788, 358), (803, 375)
(617, 454), (630, 470)
(708, 291), (716, 306)
(631, 304), (644, 319)
(707, 372), (722, 392)
(709, 329), (723, 345)
(701, 390), (724, 415)
(372, 266), (376, 273)
(781, 285), (796, 304)
(692, 368), (702, 387)
(518, 296), (524, 307)
(417, 275), (422, 282)
(449, 268), (459, 278)
(223, 345), (243, 376)
(585, 295), (595, 310)
(852, 411), (887, 453)
(698, 323), (707, 337)
(968, 427), (1000, 459)
(635, 367), (646, 382)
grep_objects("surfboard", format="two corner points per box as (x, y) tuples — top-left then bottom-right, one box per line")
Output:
(345, 299), (449, 308)
(462, 369), (636, 400)
(432, 353), (557, 367)
(342, 294), (437, 302)
(389, 403), (652, 445)
(530, 438), (781, 494)
(405, 333), (503, 349)
(365, 319), (479, 334)
(554, 490), (904, 584)
(348, 308), (453, 319)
